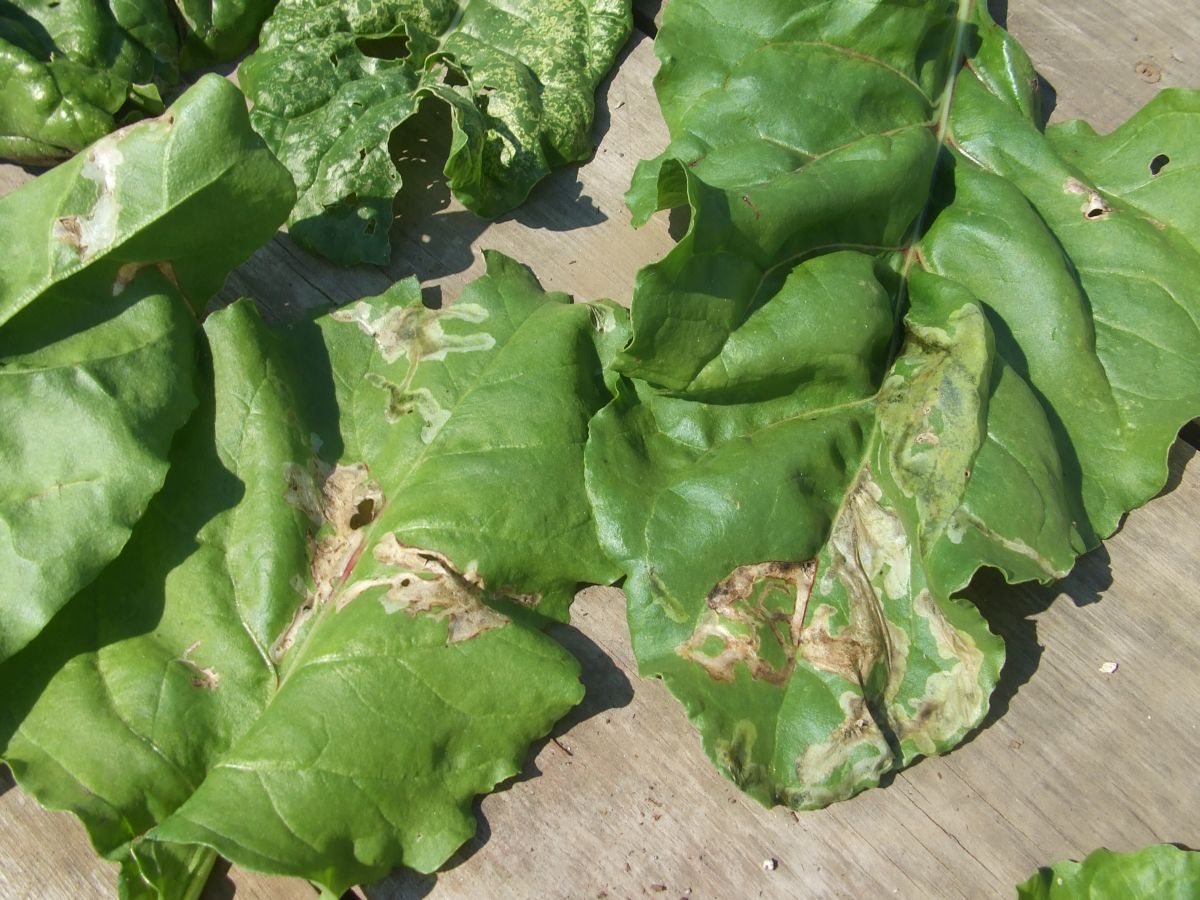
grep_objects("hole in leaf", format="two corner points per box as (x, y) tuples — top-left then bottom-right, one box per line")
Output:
(348, 498), (376, 529)
(355, 35), (409, 60)
(364, 219), (376, 235)
(1150, 153), (1170, 176)
(443, 67), (469, 87)
(1086, 206), (1105, 219)
(329, 54), (338, 67)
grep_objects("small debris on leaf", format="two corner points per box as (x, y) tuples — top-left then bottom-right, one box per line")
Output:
(1099, 661), (1119, 675)
(762, 858), (779, 872)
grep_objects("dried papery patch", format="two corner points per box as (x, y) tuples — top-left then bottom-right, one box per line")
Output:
(794, 693), (893, 806)
(678, 561), (817, 684)
(52, 139), (124, 260)
(810, 469), (911, 694)
(895, 590), (987, 755)
(111, 261), (180, 296)
(371, 534), (509, 643)
(334, 300), (495, 443)
(331, 301), (494, 366)
(274, 461), (384, 659)
(178, 640), (221, 690)
(1064, 176), (1112, 219)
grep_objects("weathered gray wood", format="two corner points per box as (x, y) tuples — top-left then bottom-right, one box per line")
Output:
(2, 1), (1199, 897)
(1005, 0), (1200, 130)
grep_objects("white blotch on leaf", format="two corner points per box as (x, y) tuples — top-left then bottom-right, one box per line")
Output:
(178, 639), (220, 689)
(1064, 177), (1112, 219)
(274, 461), (384, 659)
(371, 534), (509, 643)
(53, 139), (124, 260)
(333, 299), (495, 443)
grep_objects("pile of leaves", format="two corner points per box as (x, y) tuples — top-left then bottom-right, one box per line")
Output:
(1, 0), (1198, 896)
(0, 0), (277, 161)
(1, 0), (633, 264)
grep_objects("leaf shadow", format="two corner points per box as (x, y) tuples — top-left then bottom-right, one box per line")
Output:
(0, 354), (239, 748)
(368, 622), (634, 899)
(959, 543), (1114, 742)
(380, 40), (630, 287)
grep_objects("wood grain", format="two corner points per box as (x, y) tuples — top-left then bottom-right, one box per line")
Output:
(2, 1), (1198, 897)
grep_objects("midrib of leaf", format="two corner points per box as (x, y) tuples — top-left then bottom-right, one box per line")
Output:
(0, 324), (179, 374)
(663, 6), (980, 518)
(891, 0), (976, 357)
(272, 297), (554, 686)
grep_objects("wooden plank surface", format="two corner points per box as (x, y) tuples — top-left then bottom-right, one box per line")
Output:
(2, 1), (1199, 897)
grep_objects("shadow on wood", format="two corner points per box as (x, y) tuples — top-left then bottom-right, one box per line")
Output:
(964, 541), (1113, 741)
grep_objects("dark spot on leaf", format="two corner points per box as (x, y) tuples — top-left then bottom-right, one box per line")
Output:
(1150, 153), (1170, 176)
(348, 498), (376, 529)
(355, 35), (409, 60)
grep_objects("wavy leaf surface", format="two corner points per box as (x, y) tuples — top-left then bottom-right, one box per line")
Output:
(1018, 845), (1200, 899)
(0, 75), (294, 663)
(0, 252), (620, 896)
(0, 0), (277, 162)
(240, 0), (631, 264)
(586, 0), (1200, 808)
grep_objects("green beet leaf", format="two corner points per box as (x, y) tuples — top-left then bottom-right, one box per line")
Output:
(239, 0), (632, 264)
(0, 0), (277, 163)
(0, 251), (621, 896)
(586, 0), (1200, 808)
(1018, 845), (1200, 899)
(0, 75), (294, 663)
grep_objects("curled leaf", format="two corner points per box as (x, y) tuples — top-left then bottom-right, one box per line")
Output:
(587, 0), (1200, 808)
(240, 0), (633, 263)
(0, 0), (277, 162)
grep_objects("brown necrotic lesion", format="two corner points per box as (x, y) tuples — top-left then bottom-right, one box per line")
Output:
(677, 560), (818, 685)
